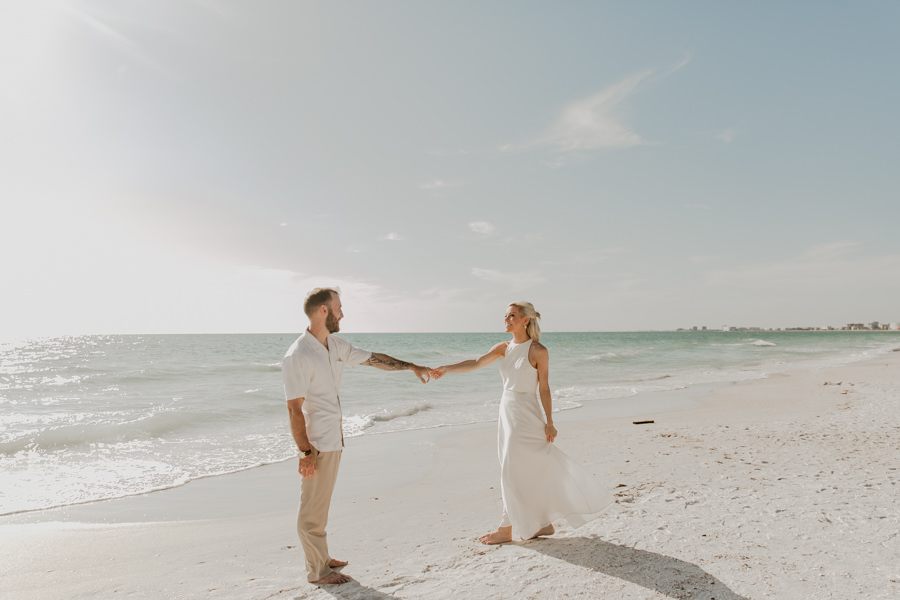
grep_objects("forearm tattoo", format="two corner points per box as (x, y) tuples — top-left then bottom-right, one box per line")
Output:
(363, 353), (414, 371)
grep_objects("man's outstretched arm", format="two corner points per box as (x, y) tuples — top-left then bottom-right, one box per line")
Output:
(363, 353), (432, 383)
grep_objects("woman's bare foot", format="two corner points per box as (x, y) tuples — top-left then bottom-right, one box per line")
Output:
(311, 571), (352, 585)
(328, 558), (349, 568)
(529, 524), (555, 539)
(478, 526), (513, 545)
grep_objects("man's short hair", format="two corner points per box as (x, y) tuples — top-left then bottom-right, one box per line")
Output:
(303, 287), (340, 318)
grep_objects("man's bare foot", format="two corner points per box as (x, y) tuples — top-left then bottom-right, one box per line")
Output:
(478, 526), (513, 545)
(311, 571), (352, 585)
(529, 524), (555, 539)
(328, 558), (349, 568)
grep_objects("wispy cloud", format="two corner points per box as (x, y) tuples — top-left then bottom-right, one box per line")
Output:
(502, 54), (691, 158)
(545, 71), (652, 151)
(501, 71), (650, 154)
(716, 129), (737, 143)
(418, 179), (466, 195)
(381, 232), (403, 241)
(64, 5), (177, 80)
(469, 221), (495, 234)
(664, 52), (692, 76)
(803, 240), (859, 259)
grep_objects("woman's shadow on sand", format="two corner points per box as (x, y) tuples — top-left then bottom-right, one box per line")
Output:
(523, 536), (750, 600)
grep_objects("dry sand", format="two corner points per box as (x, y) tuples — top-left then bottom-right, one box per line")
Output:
(2, 353), (898, 599)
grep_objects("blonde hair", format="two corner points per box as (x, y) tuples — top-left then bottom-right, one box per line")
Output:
(509, 301), (541, 342)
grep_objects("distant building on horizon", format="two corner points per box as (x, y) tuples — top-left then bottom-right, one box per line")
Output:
(842, 322), (897, 331)
(676, 321), (899, 332)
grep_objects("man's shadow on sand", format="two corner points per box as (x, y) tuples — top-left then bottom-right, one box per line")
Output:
(523, 536), (750, 600)
(296, 580), (397, 600)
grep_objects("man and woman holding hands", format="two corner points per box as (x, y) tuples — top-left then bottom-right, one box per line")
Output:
(282, 287), (611, 585)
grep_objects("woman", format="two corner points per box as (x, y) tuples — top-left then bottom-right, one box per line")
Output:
(433, 302), (613, 544)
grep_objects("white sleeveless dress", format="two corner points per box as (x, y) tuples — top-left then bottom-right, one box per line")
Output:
(497, 339), (613, 537)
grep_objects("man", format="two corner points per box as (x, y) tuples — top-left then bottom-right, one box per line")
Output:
(282, 287), (432, 585)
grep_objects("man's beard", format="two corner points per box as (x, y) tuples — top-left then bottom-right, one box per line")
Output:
(325, 308), (341, 333)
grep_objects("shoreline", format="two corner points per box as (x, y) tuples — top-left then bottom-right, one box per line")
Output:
(0, 378), (715, 526)
(1, 366), (729, 524)
(2, 342), (895, 523)
(5, 342), (894, 523)
(2, 353), (899, 599)
(3, 331), (897, 521)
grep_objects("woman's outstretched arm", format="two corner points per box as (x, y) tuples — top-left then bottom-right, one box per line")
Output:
(432, 341), (507, 379)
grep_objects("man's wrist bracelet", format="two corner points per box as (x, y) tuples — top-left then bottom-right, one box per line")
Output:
(299, 448), (312, 457)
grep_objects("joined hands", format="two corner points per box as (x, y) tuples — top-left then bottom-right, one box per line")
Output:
(412, 365), (446, 383)
(412, 365), (448, 383)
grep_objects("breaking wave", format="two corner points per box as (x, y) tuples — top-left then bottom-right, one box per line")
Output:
(342, 402), (433, 437)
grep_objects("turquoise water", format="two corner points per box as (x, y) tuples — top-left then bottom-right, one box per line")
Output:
(1, 331), (897, 515)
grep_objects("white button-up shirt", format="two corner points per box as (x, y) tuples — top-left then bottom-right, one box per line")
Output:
(282, 331), (372, 452)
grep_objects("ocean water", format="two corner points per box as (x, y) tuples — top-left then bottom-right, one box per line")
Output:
(1, 331), (898, 516)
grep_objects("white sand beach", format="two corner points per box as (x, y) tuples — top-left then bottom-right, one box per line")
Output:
(2, 353), (898, 600)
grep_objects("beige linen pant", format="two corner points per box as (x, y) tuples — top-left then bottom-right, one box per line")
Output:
(297, 449), (342, 582)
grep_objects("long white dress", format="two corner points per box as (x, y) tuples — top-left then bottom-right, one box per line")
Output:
(497, 339), (613, 537)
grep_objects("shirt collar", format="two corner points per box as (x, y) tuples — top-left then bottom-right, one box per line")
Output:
(301, 329), (330, 353)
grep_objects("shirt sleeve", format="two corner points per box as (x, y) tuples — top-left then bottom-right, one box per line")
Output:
(336, 337), (372, 368)
(282, 352), (309, 401)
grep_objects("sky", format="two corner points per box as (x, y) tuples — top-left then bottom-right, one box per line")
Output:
(2, 1), (899, 337)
